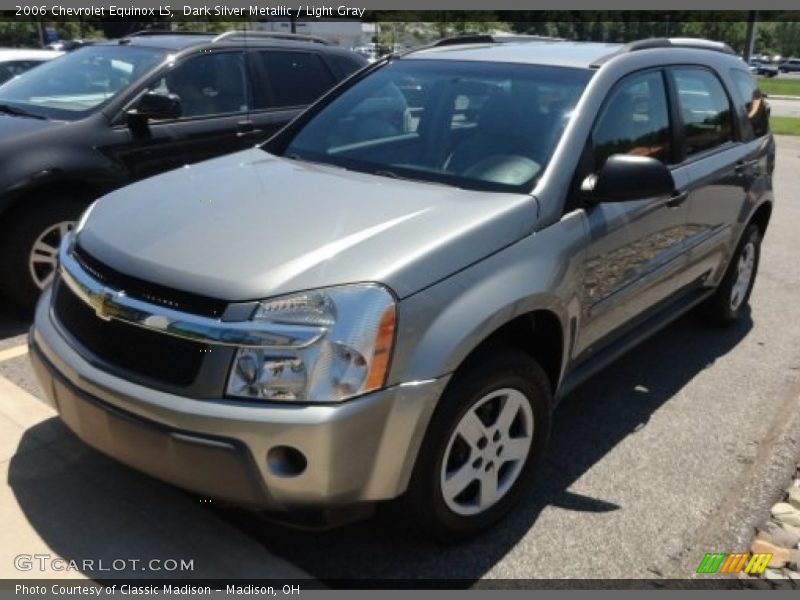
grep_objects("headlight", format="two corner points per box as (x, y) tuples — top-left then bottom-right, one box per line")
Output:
(226, 284), (396, 402)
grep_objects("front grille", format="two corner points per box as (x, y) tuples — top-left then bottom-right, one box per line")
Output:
(73, 244), (228, 318)
(53, 281), (206, 387)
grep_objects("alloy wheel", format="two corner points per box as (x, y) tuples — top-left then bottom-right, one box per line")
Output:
(28, 220), (74, 290)
(440, 388), (534, 516)
(730, 241), (756, 312)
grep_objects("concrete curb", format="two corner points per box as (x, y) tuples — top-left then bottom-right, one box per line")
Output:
(0, 374), (315, 581)
(667, 380), (800, 581)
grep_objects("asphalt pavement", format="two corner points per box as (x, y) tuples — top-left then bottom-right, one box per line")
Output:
(1, 136), (800, 583)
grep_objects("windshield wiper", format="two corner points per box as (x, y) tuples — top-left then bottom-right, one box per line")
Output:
(0, 104), (46, 120)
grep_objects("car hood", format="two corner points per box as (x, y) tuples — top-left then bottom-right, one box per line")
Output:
(77, 148), (539, 301)
(0, 113), (62, 141)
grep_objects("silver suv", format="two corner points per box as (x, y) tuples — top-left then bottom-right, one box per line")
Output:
(30, 37), (774, 539)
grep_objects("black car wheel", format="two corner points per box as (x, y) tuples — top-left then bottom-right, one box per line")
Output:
(703, 224), (762, 325)
(0, 194), (89, 312)
(403, 345), (552, 541)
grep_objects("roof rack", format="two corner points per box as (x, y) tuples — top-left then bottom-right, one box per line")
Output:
(620, 37), (736, 56)
(211, 31), (330, 45)
(432, 33), (565, 47)
(125, 30), (211, 37)
(590, 37), (737, 68)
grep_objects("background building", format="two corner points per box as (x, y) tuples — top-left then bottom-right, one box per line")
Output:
(253, 19), (378, 49)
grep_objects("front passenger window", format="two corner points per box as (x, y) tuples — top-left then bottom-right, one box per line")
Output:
(149, 52), (249, 119)
(593, 71), (671, 170)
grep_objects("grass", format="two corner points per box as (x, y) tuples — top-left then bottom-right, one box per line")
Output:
(770, 116), (800, 136)
(758, 76), (800, 97)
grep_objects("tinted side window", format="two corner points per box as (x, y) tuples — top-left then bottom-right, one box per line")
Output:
(0, 60), (39, 84)
(593, 70), (671, 169)
(150, 52), (249, 119)
(674, 67), (733, 156)
(258, 51), (335, 108)
(730, 69), (768, 138)
(0, 63), (16, 84)
(327, 53), (364, 79)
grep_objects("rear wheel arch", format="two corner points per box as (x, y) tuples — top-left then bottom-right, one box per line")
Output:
(748, 200), (772, 238)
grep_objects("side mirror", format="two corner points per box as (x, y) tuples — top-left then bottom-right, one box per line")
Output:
(127, 92), (182, 122)
(581, 154), (674, 203)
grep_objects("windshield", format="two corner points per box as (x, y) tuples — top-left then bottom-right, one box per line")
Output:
(0, 45), (167, 120)
(277, 59), (592, 192)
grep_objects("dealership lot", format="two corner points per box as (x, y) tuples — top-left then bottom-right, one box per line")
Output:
(0, 135), (799, 582)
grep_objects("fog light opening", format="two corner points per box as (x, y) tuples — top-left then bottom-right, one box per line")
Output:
(267, 446), (307, 478)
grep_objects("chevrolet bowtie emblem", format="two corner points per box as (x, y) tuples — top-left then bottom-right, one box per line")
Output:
(88, 289), (117, 322)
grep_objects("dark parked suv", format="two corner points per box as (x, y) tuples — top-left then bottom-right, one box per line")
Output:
(778, 58), (800, 73)
(0, 31), (365, 310)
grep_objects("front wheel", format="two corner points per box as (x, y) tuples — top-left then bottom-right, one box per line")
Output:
(403, 347), (552, 541)
(0, 195), (89, 312)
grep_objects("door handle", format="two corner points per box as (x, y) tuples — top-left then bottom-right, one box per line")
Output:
(666, 190), (689, 208)
(734, 160), (756, 175)
(237, 129), (265, 138)
(236, 121), (264, 138)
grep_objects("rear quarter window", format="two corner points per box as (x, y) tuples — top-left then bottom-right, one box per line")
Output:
(730, 68), (769, 138)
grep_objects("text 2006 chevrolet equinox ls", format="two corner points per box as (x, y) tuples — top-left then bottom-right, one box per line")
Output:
(30, 37), (774, 539)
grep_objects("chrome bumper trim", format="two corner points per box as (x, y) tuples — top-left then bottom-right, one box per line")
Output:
(58, 235), (326, 349)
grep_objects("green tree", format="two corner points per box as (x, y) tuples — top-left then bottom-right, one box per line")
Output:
(0, 20), (38, 47)
(770, 21), (800, 56)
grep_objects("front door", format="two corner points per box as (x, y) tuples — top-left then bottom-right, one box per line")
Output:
(100, 50), (256, 182)
(576, 69), (695, 357)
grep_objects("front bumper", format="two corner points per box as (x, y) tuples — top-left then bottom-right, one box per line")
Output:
(30, 287), (447, 510)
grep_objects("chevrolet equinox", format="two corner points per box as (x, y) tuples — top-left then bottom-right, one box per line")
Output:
(30, 36), (775, 539)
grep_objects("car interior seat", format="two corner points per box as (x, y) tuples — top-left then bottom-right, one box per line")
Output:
(445, 86), (548, 176)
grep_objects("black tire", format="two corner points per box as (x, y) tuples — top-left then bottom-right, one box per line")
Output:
(403, 346), (552, 542)
(703, 223), (761, 325)
(0, 194), (90, 313)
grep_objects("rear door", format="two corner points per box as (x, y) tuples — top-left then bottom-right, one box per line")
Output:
(668, 66), (757, 286)
(576, 69), (694, 355)
(246, 49), (340, 142)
